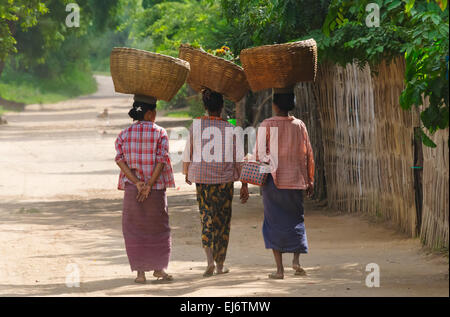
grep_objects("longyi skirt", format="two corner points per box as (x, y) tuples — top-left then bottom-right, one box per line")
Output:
(122, 182), (171, 272)
(262, 175), (308, 254)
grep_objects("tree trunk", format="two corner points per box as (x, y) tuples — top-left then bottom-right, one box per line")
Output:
(235, 96), (246, 127)
(252, 90), (272, 127)
(0, 61), (5, 79)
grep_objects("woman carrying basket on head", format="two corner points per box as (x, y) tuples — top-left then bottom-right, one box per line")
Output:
(115, 94), (175, 283)
(182, 88), (249, 277)
(255, 88), (315, 280)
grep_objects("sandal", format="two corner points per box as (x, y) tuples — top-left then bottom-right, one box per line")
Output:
(134, 277), (146, 284)
(268, 272), (284, 280)
(153, 271), (174, 281)
(293, 265), (307, 276)
(203, 264), (215, 277)
(216, 267), (230, 275)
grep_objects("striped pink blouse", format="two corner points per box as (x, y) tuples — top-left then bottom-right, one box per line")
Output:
(256, 116), (314, 190)
(182, 117), (243, 184)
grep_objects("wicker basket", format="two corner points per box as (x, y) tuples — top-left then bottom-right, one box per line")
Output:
(178, 44), (249, 103)
(240, 39), (317, 92)
(110, 47), (190, 102)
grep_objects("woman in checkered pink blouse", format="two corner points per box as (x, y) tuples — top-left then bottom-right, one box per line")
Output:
(115, 95), (175, 284)
(182, 88), (249, 277)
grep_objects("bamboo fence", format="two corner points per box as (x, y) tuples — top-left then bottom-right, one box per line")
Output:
(372, 59), (420, 235)
(296, 58), (421, 237)
(294, 83), (327, 201)
(248, 57), (448, 248)
(420, 125), (449, 250)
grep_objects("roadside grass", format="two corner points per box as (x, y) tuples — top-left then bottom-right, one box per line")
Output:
(0, 69), (97, 109)
(0, 81), (77, 106)
(0, 106), (8, 116)
(93, 70), (111, 76)
(17, 207), (41, 214)
(165, 110), (192, 118)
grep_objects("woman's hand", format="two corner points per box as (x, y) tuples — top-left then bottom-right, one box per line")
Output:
(240, 183), (249, 204)
(135, 181), (146, 194)
(136, 182), (152, 202)
(185, 175), (192, 185)
(306, 183), (314, 198)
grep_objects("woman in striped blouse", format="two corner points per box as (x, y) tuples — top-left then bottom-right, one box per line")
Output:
(183, 88), (249, 277)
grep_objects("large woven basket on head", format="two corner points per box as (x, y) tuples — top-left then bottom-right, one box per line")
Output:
(240, 39), (317, 92)
(110, 47), (190, 102)
(178, 44), (249, 103)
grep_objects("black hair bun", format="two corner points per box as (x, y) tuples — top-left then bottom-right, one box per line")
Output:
(128, 101), (156, 121)
(128, 107), (139, 120)
(202, 88), (223, 113)
(273, 93), (295, 112)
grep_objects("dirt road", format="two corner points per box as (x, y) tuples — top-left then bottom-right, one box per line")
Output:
(0, 76), (448, 297)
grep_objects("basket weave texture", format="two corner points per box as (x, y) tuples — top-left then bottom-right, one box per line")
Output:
(178, 44), (249, 102)
(239, 161), (269, 186)
(240, 39), (318, 92)
(110, 47), (190, 102)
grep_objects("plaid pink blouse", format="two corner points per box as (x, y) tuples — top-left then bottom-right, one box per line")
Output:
(115, 121), (175, 190)
(182, 117), (243, 184)
(256, 116), (314, 190)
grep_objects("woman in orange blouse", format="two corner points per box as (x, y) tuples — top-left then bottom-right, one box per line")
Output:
(256, 89), (315, 279)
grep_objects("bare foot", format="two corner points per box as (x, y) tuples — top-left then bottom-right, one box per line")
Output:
(203, 264), (215, 277)
(135, 271), (146, 284)
(134, 277), (146, 284)
(268, 272), (284, 279)
(216, 265), (230, 275)
(293, 264), (307, 276)
(153, 270), (173, 281)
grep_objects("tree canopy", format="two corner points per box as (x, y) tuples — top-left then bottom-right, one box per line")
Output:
(1, 0), (448, 146)
(0, 0), (48, 63)
(321, 0), (449, 146)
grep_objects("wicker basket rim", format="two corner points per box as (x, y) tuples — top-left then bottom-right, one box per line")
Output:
(179, 44), (244, 72)
(112, 47), (190, 69)
(241, 38), (317, 54)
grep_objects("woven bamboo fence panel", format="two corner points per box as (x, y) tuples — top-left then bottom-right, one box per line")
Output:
(293, 83), (326, 201)
(372, 59), (419, 235)
(251, 56), (447, 245)
(421, 127), (449, 249)
(314, 58), (419, 237)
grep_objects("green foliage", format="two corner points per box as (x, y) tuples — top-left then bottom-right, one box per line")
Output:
(322, 0), (449, 147)
(158, 84), (189, 109)
(142, 0), (178, 8)
(10, 0), (120, 78)
(0, 0), (48, 61)
(1, 0), (121, 103)
(0, 63), (97, 104)
(207, 45), (235, 61)
(187, 96), (206, 117)
(219, 0), (331, 54)
(320, 0), (409, 67)
(2, 0), (448, 149)
(88, 29), (130, 73)
(128, 0), (231, 56)
(400, 2), (449, 147)
(165, 110), (191, 118)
